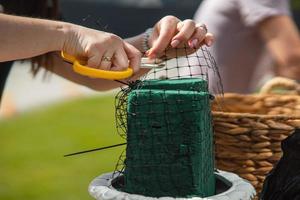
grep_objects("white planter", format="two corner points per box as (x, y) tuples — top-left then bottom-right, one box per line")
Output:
(88, 170), (256, 200)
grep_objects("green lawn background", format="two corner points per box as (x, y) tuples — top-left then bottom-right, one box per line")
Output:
(0, 95), (123, 200)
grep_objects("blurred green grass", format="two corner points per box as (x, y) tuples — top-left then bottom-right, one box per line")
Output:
(0, 95), (124, 200)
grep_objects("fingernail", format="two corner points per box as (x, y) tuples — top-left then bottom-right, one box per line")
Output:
(171, 39), (180, 48)
(145, 50), (150, 56)
(207, 40), (213, 47)
(147, 52), (156, 59)
(191, 39), (198, 48)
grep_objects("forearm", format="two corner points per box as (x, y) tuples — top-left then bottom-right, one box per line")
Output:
(0, 13), (68, 62)
(274, 48), (300, 79)
(259, 15), (300, 79)
(270, 39), (300, 79)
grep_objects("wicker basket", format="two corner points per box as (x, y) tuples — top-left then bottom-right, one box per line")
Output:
(212, 77), (300, 197)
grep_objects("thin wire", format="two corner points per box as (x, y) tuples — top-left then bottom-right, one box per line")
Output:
(64, 142), (127, 157)
(114, 80), (130, 86)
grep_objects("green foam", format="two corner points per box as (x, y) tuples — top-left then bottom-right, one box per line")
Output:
(137, 78), (208, 92)
(124, 79), (215, 198)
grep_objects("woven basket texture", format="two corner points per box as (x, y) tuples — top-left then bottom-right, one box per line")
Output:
(212, 77), (300, 198)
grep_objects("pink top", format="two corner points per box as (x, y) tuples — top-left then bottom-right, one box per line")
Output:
(193, 0), (290, 93)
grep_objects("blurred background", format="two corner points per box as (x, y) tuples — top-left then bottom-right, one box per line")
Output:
(0, 0), (300, 200)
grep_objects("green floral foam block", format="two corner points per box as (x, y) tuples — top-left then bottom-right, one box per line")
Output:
(124, 79), (215, 198)
(136, 78), (208, 92)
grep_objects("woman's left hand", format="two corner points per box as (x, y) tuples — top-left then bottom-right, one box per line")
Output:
(146, 16), (214, 59)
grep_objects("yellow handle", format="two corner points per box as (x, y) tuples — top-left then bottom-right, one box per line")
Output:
(61, 51), (133, 80)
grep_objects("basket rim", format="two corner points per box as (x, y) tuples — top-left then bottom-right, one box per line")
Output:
(216, 92), (300, 98)
(212, 111), (300, 120)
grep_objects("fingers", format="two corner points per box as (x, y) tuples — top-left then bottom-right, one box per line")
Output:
(112, 48), (129, 71)
(87, 46), (127, 71)
(86, 41), (140, 75)
(171, 22), (214, 49)
(187, 24), (208, 49)
(124, 42), (141, 73)
(88, 48), (131, 72)
(148, 15), (214, 60)
(171, 19), (196, 48)
(148, 16), (179, 58)
(197, 32), (215, 47)
(204, 32), (214, 47)
(99, 51), (114, 70)
(87, 47), (104, 68)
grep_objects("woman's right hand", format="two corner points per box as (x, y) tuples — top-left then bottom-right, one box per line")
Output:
(62, 24), (141, 73)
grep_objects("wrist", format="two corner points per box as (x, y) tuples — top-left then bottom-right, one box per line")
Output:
(125, 28), (153, 53)
(142, 28), (153, 52)
(56, 21), (74, 51)
(125, 34), (144, 53)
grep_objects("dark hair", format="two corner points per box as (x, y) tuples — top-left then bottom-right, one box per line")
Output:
(1, 0), (60, 75)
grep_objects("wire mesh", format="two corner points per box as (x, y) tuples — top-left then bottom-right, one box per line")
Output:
(124, 88), (215, 197)
(114, 46), (221, 197)
(116, 46), (223, 139)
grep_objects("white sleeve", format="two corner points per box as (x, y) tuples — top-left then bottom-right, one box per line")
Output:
(238, 0), (291, 27)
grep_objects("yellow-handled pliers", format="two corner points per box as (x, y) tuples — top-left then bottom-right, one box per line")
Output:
(61, 51), (165, 80)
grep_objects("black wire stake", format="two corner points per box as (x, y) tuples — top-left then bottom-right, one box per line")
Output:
(64, 142), (127, 157)
(114, 80), (130, 86)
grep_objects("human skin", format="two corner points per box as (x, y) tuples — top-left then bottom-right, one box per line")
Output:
(258, 15), (300, 79)
(0, 13), (141, 73)
(0, 14), (214, 90)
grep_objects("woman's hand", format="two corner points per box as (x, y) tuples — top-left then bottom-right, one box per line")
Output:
(146, 16), (214, 59)
(0, 14), (141, 73)
(62, 24), (141, 73)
